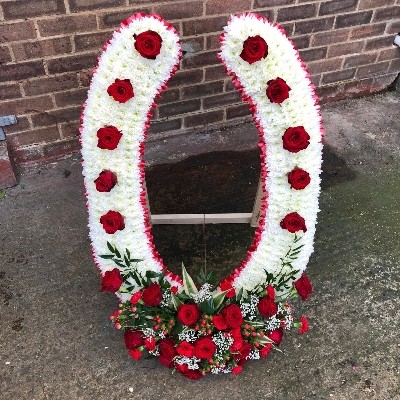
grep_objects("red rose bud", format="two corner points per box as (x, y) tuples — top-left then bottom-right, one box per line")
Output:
(144, 336), (156, 351)
(229, 328), (243, 351)
(177, 304), (200, 326)
(100, 210), (125, 234)
(176, 341), (194, 357)
(129, 348), (142, 360)
(212, 314), (228, 330)
(259, 343), (272, 358)
(280, 212), (307, 233)
(282, 126), (310, 153)
(142, 282), (163, 306)
(181, 369), (203, 380)
(232, 365), (243, 375)
(266, 285), (275, 300)
(240, 35), (268, 64)
(288, 168), (311, 190)
(100, 268), (123, 292)
(233, 342), (252, 361)
(134, 30), (163, 59)
(257, 296), (278, 318)
(97, 126), (122, 150)
(94, 170), (117, 192)
(294, 274), (313, 301)
(130, 290), (142, 304)
(124, 330), (144, 349)
(267, 329), (283, 346)
(193, 337), (217, 359)
(158, 338), (176, 368)
(266, 77), (291, 104)
(219, 279), (235, 298)
(107, 78), (134, 103)
(299, 316), (309, 334)
(221, 304), (243, 329)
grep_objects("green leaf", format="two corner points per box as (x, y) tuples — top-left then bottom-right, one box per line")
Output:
(107, 242), (114, 253)
(114, 247), (121, 259)
(126, 248), (131, 259)
(236, 287), (244, 302)
(124, 255), (130, 266)
(146, 271), (162, 279)
(200, 298), (214, 314)
(182, 263), (198, 295)
(99, 254), (114, 260)
(171, 294), (183, 311)
(0, 190), (6, 200)
(130, 259), (143, 263)
(213, 290), (229, 312)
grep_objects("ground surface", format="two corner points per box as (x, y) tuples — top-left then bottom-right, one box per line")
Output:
(0, 91), (399, 400)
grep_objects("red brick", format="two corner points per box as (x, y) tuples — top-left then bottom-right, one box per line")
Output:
(4, 116), (30, 134)
(378, 47), (400, 62)
(206, 34), (221, 50)
(356, 61), (390, 78)
(0, 95), (53, 116)
(182, 16), (227, 36)
(307, 58), (343, 74)
(60, 121), (80, 138)
(74, 31), (113, 52)
(41, 138), (81, 162)
(280, 22), (294, 36)
(159, 99), (201, 118)
(388, 58), (400, 72)
(78, 70), (92, 87)
(373, 6), (400, 22)
(54, 88), (88, 107)
(277, 4), (317, 22)
(182, 81), (223, 99)
(225, 80), (236, 92)
(155, 1), (203, 20)
(0, 61), (45, 83)
(291, 35), (311, 50)
(0, 83), (22, 100)
(319, 0), (357, 16)
(0, 142), (17, 189)
(0, 21), (37, 42)
(182, 37), (204, 55)
(205, 65), (226, 81)
(311, 74), (321, 87)
(335, 11), (373, 29)
(184, 110), (224, 128)
(0, 47), (12, 64)
(23, 74), (79, 96)
(31, 106), (82, 127)
(2, 0), (65, 19)
(182, 50), (219, 69)
(295, 17), (334, 35)
(37, 15), (97, 37)
(386, 20), (400, 34)
(8, 126), (60, 148)
(157, 88), (181, 105)
(312, 29), (350, 47)
(98, 8), (152, 29)
(47, 53), (98, 74)
(299, 47), (327, 62)
(358, 0), (395, 10)
(322, 68), (356, 84)
(12, 37), (72, 61)
(254, 0), (294, 6)
(364, 36), (394, 51)
(344, 52), (378, 68)
(68, 0), (125, 12)
(148, 118), (182, 135)
(226, 104), (251, 120)
(203, 91), (241, 109)
(206, 0), (251, 15)
(350, 23), (386, 40)
(327, 41), (362, 57)
(168, 69), (203, 87)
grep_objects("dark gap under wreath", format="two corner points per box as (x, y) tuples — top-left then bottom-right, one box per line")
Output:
(80, 12), (323, 379)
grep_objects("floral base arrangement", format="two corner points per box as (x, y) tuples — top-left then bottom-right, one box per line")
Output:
(80, 12), (323, 379)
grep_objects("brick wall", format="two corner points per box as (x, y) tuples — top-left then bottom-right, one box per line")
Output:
(0, 0), (399, 165)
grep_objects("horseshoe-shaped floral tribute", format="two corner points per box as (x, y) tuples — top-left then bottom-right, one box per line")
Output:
(80, 12), (323, 379)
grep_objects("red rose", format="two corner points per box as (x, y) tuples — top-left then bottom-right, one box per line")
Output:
(219, 279), (235, 298)
(145, 336), (156, 351)
(124, 330), (144, 349)
(176, 341), (194, 357)
(266, 285), (275, 300)
(134, 30), (163, 59)
(259, 343), (272, 358)
(181, 369), (203, 380)
(130, 290), (142, 304)
(129, 349), (142, 360)
(240, 35), (268, 64)
(257, 296), (278, 318)
(229, 328), (243, 351)
(280, 212), (307, 233)
(97, 126), (122, 150)
(288, 168), (311, 190)
(100, 210), (125, 234)
(294, 274), (313, 301)
(222, 304), (243, 329)
(282, 126), (310, 153)
(142, 282), (162, 306)
(94, 170), (117, 192)
(194, 337), (216, 359)
(232, 365), (243, 375)
(212, 314), (228, 330)
(299, 315), (309, 334)
(177, 304), (200, 326)
(100, 268), (123, 292)
(268, 329), (283, 346)
(233, 342), (252, 361)
(266, 77), (291, 104)
(158, 338), (176, 368)
(107, 78), (134, 103)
